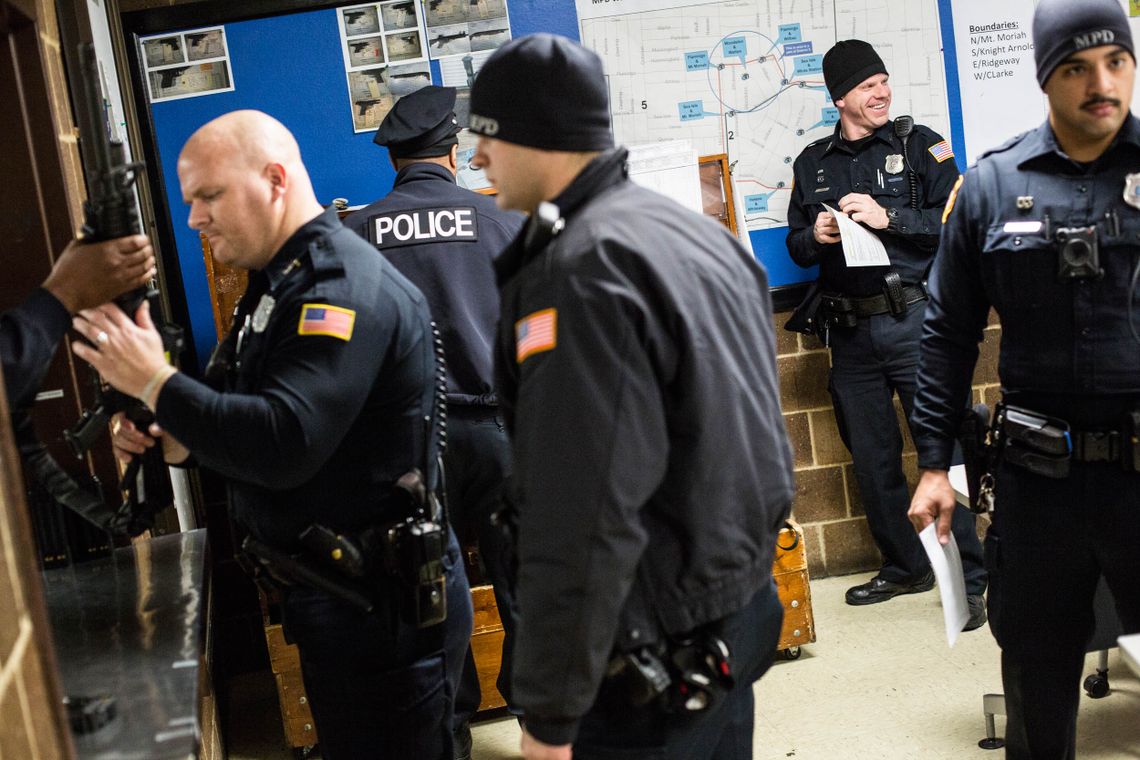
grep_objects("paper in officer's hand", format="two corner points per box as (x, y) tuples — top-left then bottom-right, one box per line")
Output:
(918, 523), (970, 647)
(822, 204), (891, 267)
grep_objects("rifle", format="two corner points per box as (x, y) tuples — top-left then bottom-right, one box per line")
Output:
(52, 42), (184, 536)
(431, 31), (468, 48)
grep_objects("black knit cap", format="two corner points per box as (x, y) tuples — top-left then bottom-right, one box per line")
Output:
(1033, 0), (1134, 88)
(823, 39), (888, 101)
(373, 85), (460, 158)
(468, 33), (614, 151)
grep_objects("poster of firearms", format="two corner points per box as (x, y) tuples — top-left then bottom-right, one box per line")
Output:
(339, 1), (428, 71)
(424, 0), (511, 59)
(347, 61), (432, 132)
(141, 27), (234, 102)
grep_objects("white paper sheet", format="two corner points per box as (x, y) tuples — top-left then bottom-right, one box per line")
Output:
(822, 204), (891, 268)
(919, 523), (970, 647)
(626, 141), (703, 215)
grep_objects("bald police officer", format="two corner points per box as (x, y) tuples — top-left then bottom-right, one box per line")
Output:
(344, 86), (524, 759)
(86, 110), (471, 758)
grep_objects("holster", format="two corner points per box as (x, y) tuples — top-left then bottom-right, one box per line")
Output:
(783, 280), (826, 338)
(956, 404), (992, 513)
(994, 404), (1072, 479)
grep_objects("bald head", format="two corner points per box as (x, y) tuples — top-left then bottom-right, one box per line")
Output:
(183, 110), (303, 174)
(178, 110), (324, 270)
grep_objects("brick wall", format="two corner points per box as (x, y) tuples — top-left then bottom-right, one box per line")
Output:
(775, 310), (1002, 580)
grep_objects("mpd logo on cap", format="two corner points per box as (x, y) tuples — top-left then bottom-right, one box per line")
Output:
(469, 114), (499, 135)
(1073, 29), (1115, 50)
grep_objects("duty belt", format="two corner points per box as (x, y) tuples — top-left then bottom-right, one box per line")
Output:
(848, 283), (927, 318)
(993, 404), (1140, 478)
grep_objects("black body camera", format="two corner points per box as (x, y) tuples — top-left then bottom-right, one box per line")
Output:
(1055, 226), (1103, 281)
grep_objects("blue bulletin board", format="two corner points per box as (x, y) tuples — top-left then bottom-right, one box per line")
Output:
(140, 0), (967, 370)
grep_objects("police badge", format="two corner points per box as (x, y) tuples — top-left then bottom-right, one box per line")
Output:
(252, 294), (275, 333)
(885, 154), (905, 174)
(1124, 173), (1140, 209)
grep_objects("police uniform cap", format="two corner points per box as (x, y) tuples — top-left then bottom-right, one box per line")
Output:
(468, 34), (614, 152)
(374, 85), (461, 158)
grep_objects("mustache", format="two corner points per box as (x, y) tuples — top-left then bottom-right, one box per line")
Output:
(1081, 96), (1121, 109)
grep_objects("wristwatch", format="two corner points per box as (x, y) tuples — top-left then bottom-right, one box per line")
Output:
(886, 207), (901, 231)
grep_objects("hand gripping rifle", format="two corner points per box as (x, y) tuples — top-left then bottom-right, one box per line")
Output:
(26, 43), (183, 537)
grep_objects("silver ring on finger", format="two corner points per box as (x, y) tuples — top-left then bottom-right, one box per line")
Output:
(96, 331), (109, 345)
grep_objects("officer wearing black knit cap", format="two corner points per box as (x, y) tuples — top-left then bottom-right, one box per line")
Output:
(786, 40), (987, 619)
(344, 85), (524, 760)
(470, 33), (793, 760)
(910, 0), (1140, 755)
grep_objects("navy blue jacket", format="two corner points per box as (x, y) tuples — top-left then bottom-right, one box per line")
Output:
(787, 120), (961, 295)
(156, 210), (436, 548)
(344, 163), (523, 406)
(1, 288), (71, 411)
(913, 117), (1140, 469)
(495, 149), (793, 744)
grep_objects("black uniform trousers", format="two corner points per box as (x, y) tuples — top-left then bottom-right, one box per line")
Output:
(283, 529), (473, 759)
(444, 406), (517, 726)
(987, 455), (1140, 759)
(570, 580), (782, 759)
(828, 301), (986, 592)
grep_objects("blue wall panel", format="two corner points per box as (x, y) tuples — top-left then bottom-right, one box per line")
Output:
(149, 0), (966, 366)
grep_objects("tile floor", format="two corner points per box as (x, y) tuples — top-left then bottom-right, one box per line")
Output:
(227, 571), (1140, 759)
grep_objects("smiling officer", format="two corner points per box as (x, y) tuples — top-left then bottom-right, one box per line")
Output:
(786, 40), (987, 621)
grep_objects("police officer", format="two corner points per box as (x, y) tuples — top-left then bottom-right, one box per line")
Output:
(77, 110), (473, 759)
(786, 40), (987, 619)
(910, 1), (1140, 756)
(469, 34), (794, 760)
(344, 85), (524, 759)
(2, 235), (154, 411)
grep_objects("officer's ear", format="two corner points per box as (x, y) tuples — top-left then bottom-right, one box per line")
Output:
(448, 144), (459, 172)
(263, 162), (288, 200)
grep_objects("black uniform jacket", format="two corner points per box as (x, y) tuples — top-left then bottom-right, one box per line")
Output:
(1, 288), (71, 411)
(787, 120), (961, 295)
(494, 149), (794, 744)
(344, 163), (523, 406)
(156, 209), (436, 548)
(913, 117), (1140, 469)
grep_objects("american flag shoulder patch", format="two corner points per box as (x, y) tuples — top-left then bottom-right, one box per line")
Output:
(515, 308), (557, 363)
(298, 303), (356, 341)
(928, 140), (954, 163)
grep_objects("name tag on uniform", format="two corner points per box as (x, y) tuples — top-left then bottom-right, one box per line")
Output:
(1002, 221), (1043, 234)
(370, 207), (478, 248)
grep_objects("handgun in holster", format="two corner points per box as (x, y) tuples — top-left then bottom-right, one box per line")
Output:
(957, 404), (992, 513)
(995, 404), (1072, 479)
(299, 470), (447, 629)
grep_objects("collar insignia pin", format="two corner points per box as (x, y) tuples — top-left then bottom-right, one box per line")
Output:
(252, 295), (276, 333)
(1124, 174), (1140, 209)
(884, 154), (904, 174)
(1016, 196), (1034, 210)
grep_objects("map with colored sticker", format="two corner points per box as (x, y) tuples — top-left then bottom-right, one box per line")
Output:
(576, 0), (951, 231)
